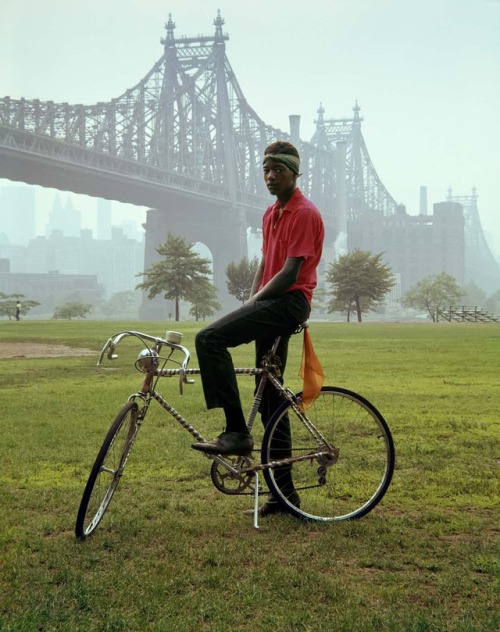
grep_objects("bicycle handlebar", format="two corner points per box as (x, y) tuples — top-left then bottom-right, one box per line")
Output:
(97, 331), (193, 385)
(97, 324), (307, 392)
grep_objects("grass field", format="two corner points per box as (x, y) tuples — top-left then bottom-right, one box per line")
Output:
(0, 320), (498, 631)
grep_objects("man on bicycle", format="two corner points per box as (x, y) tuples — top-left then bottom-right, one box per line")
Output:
(192, 140), (324, 515)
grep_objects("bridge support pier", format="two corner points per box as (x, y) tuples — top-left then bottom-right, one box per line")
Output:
(139, 202), (248, 321)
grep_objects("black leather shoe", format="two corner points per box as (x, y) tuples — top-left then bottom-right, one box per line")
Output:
(244, 491), (300, 517)
(191, 431), (254, 456)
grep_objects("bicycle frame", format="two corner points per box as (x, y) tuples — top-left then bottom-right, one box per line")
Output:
(100, 330), (331, 456)
(96, 330), (334, 527)
(76, 329), (394, 538)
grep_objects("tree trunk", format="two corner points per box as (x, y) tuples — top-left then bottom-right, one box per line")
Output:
(175, 298), (180, 321)
(355, 297), (363, 322)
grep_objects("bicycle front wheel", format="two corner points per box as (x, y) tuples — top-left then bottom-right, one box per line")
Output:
(75, 401), (140, 539)
(261, 386), (395, 522)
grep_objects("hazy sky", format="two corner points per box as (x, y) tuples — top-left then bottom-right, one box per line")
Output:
(1, 0), (499, 254)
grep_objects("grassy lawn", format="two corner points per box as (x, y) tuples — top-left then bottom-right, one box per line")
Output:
(0, 320), (498, 631)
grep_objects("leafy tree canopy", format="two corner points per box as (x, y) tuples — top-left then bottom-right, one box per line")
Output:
(188, 278), (221, 321)
(326, 250), (395, 322)
(0, 293), (40, 320)
(136, 232), (215, 321)
(52, 302), (92, 320)
(100, 291), (140, 319)
(226, 256), (259, 304)
(402, 272), (464, 322)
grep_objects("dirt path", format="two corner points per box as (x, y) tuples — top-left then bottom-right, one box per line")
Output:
(0, 342), (96, 358)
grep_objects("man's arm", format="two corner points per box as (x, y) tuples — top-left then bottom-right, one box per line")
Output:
(247, 256), (304, 303)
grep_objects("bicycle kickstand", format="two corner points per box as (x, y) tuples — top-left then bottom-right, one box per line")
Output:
(253, 471), (260, 530)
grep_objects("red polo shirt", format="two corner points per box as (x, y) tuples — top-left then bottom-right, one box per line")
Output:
(260, 188), (324, 304)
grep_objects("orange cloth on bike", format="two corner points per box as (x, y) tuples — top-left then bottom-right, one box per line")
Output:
(298, 328), (324, 410)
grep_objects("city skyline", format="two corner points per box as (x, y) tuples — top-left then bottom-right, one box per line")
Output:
(1, 0), (499, 256)
(0, 182), (145, 244)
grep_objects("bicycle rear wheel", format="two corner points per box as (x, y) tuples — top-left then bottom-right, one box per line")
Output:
(75, 401), (140, 539)
(261, 386), (395, 521)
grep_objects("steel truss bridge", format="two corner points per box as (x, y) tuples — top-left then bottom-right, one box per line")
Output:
(0, 12), (497, 313)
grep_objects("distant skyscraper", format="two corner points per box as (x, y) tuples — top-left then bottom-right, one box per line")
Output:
(46, 193), (81, 236)
(419, 186), (428, 215)
(117, 219), (143, 241)
(97, 198), (112, 240)
(0, 185), (36, 245)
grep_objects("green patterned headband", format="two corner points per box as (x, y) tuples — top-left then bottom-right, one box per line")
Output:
(263, 153), (301, 176)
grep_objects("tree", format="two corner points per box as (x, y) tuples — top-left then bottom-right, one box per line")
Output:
(326, 250), (395, 322)
(188, 279), (221, 321)
(402, 272), (464, 322)
(310, 286), (328, 317)
(0, 292), (40, 320)
(136, 232), (214, 321)
(52, 302), (92, 320)
(100, 291), (140, 319)
(226, 256), (260, 304)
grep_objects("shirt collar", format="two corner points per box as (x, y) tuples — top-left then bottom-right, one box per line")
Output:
(271, 187), (302, 214)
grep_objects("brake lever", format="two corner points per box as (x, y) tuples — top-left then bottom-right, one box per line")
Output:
(96, 338), (117, 365)
(107, 342), (118, 360)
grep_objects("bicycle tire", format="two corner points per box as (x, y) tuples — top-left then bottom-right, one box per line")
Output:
(261, 386), (395, 522)
(75, 401), (140, 539)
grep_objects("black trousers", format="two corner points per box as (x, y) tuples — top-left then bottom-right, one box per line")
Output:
(195, 290), (310, 427)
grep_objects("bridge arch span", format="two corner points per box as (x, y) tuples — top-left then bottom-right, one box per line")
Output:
(139, 199), (248, 320)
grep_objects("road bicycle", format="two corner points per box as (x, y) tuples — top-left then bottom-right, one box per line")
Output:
(75, 326), (395, 539)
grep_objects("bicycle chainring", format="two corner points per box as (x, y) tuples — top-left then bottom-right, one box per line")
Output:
(210, 456), (256, 495)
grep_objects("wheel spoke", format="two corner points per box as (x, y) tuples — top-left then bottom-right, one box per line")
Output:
(75, 402), (139, 539)
(261, 387), (395, 521)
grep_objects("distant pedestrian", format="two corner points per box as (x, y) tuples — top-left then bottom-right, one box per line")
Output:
(15, 301), (21, 321)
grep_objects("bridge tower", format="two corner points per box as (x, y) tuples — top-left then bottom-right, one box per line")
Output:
(310, 101), (399, 260)
(447, 187), (500, 293)
(139, 13), (249, 319)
